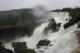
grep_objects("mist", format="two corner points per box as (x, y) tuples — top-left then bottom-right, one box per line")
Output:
(0, 0), (80, 11)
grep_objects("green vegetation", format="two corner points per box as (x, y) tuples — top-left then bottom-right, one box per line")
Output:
(0, 42), (36, 53)
(51, 7), (80, 28)
(0, 8), (41, 40)
(12, 42), (36, 53)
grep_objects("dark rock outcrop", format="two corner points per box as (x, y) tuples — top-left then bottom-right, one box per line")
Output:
(12, 42), (36, 53)
(78, 21), (80, 28)
(76, 31), (80, 43)
(51, 7), (80, 29)
(37, 39), (51, 48)
(39, 50), (44, 52)
(44, 18), (61, 34)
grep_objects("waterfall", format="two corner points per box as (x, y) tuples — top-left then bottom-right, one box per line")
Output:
(31, 22), (49, 42)
(35, 12), (80, 53)
(22, 22), (49, 49)
(4, 22), (49, 49)
(45, 31), (79, 53)
(4, 12), (80, 53)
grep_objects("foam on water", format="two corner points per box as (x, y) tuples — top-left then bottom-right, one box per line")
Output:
(4, 12), (80, 53)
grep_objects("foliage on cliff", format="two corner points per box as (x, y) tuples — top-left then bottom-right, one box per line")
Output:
(51, 7), (80, 28)
(0, 8), (41, 41)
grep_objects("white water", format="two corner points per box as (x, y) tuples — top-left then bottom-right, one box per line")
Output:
(4, 12), (80, 53)
(44, 29), (79, 53)
(4, 22), (49, 49)
(36, 12), (79, 53)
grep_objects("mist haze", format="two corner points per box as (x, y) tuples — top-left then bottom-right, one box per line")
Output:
(0, 0), (80, 11)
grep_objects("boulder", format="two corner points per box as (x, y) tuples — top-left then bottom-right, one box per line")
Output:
(37, 39), (51, 47)
(12, 42), (36, 53)
(43, 18), (61, 34)
(78, 21), (80, 28)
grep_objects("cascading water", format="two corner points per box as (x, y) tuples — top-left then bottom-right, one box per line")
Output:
(4, 12), (80, 53)
(35, 12), (80, 53)
(4, 22), (49, 49)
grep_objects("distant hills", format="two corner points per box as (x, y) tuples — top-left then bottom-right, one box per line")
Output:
(0, 8), (41, 41)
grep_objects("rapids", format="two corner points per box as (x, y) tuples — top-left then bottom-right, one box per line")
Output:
(4, 12), (80, 53)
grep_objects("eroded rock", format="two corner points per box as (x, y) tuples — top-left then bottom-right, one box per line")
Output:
(37, 39), (51, 48)
(43, 18), (61, 34)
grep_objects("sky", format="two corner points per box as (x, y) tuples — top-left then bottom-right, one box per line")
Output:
(0, 0), (80, 11)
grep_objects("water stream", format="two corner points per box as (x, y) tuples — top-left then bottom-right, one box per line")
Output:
(4, 12), (80, 53)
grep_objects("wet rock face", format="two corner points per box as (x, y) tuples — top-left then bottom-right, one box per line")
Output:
(78, 21), (80, 28)
(57, 23), (61, 30)
(0, 49), (13, 53)
(48, 18), (57, 31)
(12, 42), (27, 48)
(12, 42), (36, 53)
(12, 42), (27, 53)
(37, 39), (51, 48)
(44, 18), (61, 34)
(76, 31), (80, 43)
(64, 14), (80, 29)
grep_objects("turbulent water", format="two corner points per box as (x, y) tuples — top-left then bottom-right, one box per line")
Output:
(4, 12), (80, 53)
